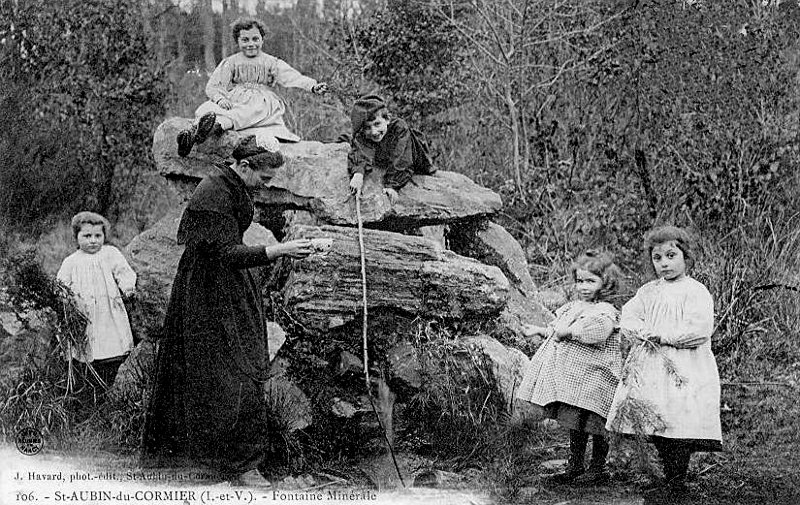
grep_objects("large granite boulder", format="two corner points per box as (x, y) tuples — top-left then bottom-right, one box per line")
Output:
(449, 221), (537, 296)
(153, 118), (503, 229)
(153, 118), (234, 181)
(497, 287), (552, 348)
(448, 221), (551, 342)
(125, 209), (183, 325)
(110, 339), (156, 400)
(265, 374), (313, 432)
(461, 334), (530, 408)
(281, 224), (510, 332)
(143, 117), (555, 458)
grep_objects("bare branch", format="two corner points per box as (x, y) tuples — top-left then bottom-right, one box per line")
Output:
(474, 1), (514, 64)
(288, 16), (344, 66)
(434, 7), (505, 66)
(522, 8), (624, 48)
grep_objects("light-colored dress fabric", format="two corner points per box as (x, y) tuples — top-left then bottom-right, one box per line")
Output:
(56, 245), (136, 362)
(516, 300), (622, 419)
(195, 51), (318, 142)
(605, 277), (722, 442)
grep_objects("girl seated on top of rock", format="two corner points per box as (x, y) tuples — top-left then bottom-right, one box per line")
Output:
(177, 17), (328, 158)
(346, 95), (437, 205)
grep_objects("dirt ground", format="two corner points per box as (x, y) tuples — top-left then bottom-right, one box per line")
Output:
(3, 429), (798, 505)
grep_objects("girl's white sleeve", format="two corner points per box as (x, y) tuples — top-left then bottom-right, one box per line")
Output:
(273, 58), (317, 92)
(619, 291), (647, 340)
(662, 283), (714, 348)
(110, 248), (137, 297)
(56, 257), (72, 287)
(206, 59), (233, 103)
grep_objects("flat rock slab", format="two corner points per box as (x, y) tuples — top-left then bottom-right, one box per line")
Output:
(281, 224), (510, 332)
(153, 118), (503, 229)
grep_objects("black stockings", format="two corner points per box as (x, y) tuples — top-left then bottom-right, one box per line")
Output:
(568, 430), (609, 471)
(653, 438), (692, 483)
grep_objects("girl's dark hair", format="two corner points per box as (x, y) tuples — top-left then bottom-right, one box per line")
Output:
(71, 211), (110, 242)
(570, 249), (621, 302)
(231, 17), (266, 42)
(643, 225), (698, 273)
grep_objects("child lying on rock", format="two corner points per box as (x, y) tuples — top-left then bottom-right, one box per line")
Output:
(347, 95), (437, 204)
(177, 17), (328, 158)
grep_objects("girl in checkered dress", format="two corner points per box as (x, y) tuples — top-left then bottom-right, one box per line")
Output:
(605, 226), (721, 497)
(516, 250), (623, 485)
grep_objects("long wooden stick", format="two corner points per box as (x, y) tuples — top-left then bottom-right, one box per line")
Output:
(355, 192), (370, 389)
(354, 191), (405, 487)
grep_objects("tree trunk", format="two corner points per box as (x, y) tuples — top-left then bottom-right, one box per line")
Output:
(177, 14), (187, 64)
(202, 0), (216, 72)
(505, 86), (525, 202)
(519, 96), (531, 191)
(221, 0), (229, 58)
(158, 13), (168, 64)
(96, 123), (115, 217)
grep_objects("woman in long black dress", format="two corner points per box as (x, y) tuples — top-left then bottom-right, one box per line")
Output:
(141, 136), (313, 481)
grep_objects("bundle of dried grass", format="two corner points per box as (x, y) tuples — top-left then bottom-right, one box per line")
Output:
(0, 246), (99, 439)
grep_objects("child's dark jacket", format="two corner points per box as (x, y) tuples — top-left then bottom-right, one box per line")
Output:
(347, 117), (434, 190)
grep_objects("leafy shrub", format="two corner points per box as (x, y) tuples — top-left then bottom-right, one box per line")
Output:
(400, 326), (509, 461)
(0, 0), (170, 229)
(347, 0), (469, 124)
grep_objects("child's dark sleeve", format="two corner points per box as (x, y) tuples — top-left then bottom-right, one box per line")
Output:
(347, 136), (374, 177)
(383, 119), (415, 190)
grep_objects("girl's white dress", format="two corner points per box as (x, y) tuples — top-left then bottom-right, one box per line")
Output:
(195, 51), (319, 142)
(605, 276), (722, 443)
(56, 246), (136, 363)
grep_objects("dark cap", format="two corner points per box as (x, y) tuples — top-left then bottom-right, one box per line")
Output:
(351, 94), (387, 136)
(232, 135), (284, 172)
(232, 135), (270, 161)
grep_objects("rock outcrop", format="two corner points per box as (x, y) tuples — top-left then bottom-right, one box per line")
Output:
(132, 118), (553, 454)
(461, 334), (530, 408)
(282, 225), (509, 331)
(449, 221), (537, 296)
(153, 118), (503, 228)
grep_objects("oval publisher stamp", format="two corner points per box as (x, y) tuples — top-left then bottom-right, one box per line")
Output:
(15, 426), (44, 456)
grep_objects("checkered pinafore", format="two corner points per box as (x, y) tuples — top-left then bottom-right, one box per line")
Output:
(516, 300), (622, 418)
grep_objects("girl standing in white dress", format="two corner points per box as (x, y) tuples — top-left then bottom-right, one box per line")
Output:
(605, 225), (722, 496)
(516, 250), (623, 485)
(177, 17), (328, 158)
(57, 211), (137, 387)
